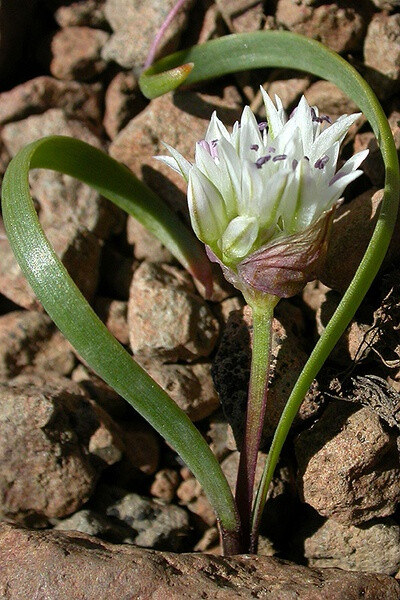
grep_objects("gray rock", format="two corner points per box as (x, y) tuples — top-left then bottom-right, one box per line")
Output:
(128, 262), (219, 362)
(103, 71), (145, 140)
(295, 401), (400, 525)
(54, 508), (136, 544)
(1, 523), (399, 599)
(106, 492), (190, 551)
(303, 516), (400, 575)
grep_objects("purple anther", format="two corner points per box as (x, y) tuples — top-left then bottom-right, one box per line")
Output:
(268, 146), (276, 153)
(311, 107), (332, 125)
(292, 159), (298, 170)
(255, 155), (271, 169)
(314, 155), (329, 170)
(250, 144), (259, 151)
(304, 156), (310, 161)
(198, 139), (218, 159)
(272, 154), (287, 162)
(258, 121), (268, 131)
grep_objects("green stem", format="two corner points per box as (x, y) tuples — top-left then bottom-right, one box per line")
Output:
(235, 292), (278, 552)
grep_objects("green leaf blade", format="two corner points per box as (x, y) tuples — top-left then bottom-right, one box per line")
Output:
(1, 137), (239, 537)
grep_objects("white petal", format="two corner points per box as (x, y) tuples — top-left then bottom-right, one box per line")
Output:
(325, 169), (365, 208)
(237, 105), (262, 160)
(260, 87), (286, 139)
(257, 170), (290, 230)
(204, 111), (231, 143)
(155, 142), (192, 181)
(188, 166), (228, 243)
(221, 215), (259, 262)
(309, 113), (361, 164)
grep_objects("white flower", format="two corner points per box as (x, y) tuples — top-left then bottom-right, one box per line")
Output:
(156, 89), (368, 298)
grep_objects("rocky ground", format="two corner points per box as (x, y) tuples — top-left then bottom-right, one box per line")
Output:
(0, 0), (400, 598)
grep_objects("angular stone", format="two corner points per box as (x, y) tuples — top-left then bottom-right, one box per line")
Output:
(295, 402), (400, 525)
(302, 516), (400, 575)
(0, 377), (120, 524)
(2, 524), (398, 599)
(103, 71), (145, 139)
(54, 509), (136, 544)
(319, 189), (382, 294)
(127, 216), (173, 263)
(137, 356), (220, 421)
(102, 0), (194, 72)
(305, 81), (360, 120)
(275, 0), (366, 53)
(0, 76), (103, 127)
(128, 262), (219, 362)
(364, 13), (400, 99)
(150, 468), (180, 503)
(54, 0), (107, 28)
(0, 309), (75, 380)
(94, 297), (129, 346)
(50, 26), (109, 81)
(106, 492), (190, 551)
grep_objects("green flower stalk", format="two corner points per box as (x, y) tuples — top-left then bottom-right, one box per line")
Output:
(158, 89), (368, 551)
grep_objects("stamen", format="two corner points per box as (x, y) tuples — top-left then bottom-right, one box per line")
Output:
(198, 139), (218, 159)
(292, 159), (298, 170)
(272, 154), (287, 162)
(268, 146), (276, 153)
(255, 155), (271, 168)
(258, 122), (268, 131)
(311, 107), (332, 124)
(250, 144), (259, 151)
(314, 155), (329, 169)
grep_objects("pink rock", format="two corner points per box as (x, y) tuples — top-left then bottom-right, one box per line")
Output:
(0, 76), (103, 127)
(126, 215), (173, 263)
(275, 0), (366, 53)
(103, 71), (145, 139)
(128, 262), (219, 362)
(102, 0), (195, 72)
(55, 0), (107, 28)
(94, 297), (129, 346)
(364, 13), (400, 99)
(2, 524), (398, 598)
(0, 377), (121, 524)
(137, 356), (220, 422)
(50, 26), (109, 81)
(296, 402), (400, 525)
(150, 468), (180, 502)
(0, 309), (75, 380)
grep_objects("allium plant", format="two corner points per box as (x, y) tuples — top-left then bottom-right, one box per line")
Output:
(158, 90), (368, 550)
(2, 31), (399, 557)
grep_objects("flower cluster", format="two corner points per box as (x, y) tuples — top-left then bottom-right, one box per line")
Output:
(157, 89), (368, 298)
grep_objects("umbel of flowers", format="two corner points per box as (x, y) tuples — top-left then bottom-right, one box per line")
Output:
(157, 89), (368, 300)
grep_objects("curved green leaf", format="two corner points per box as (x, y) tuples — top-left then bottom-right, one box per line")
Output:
(1, 136), (239, 538)
(140, 31), (400, 537)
